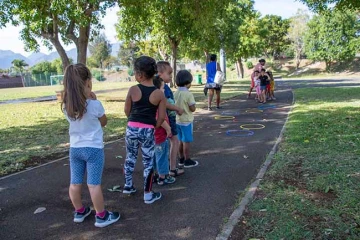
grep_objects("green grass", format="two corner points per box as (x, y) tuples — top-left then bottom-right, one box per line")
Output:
(236, 87), (360, 239)
(0, 81), (135, 101)
(0, 80), (248, 176)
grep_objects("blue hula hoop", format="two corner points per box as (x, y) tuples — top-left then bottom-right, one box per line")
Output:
(257, 105), (276, 110)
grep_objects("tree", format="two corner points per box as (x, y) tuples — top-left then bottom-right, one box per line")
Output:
(261, 15), (291, 60)
(0, 0), (116, 71)
(89, 33), (112, 69)
(11, 59), (28, 74)
(117, 0), (231, 85)
(298, 0), (360, 11)
(304, 10), (360, 71)
(288, 9), (310, 69)
(118, 42), (140, 67)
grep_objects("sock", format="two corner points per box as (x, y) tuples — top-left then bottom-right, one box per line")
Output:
(144, 192), (153, 201)
(96, 210), (107, 218)
(76, 206), (85, 213)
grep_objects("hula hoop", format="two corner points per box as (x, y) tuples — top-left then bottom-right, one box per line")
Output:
(221, 111), (240, 116)
(245, 109), (263, 113)
(240, 124), (265, 130)
(257, 105), (276, 110)
(214, 115), (235, 120)
(226, 129), (254, 137)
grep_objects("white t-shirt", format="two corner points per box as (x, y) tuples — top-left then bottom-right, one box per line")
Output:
(65, 99), (105, 149)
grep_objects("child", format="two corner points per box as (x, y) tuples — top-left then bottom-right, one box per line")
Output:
(248, 59), (266, 98)
(259, 69), (269, 104)
(157, 61), (185, 176)
(123, 56), (166, 204)
(152, 76), (176, 185)
(253, 70), (262, 102)
(61, 63), (120, 227)
(267, 71), (276, 100)
(174, 70), (198, 168)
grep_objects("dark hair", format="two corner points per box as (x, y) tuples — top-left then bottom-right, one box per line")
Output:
(176, 70), (193, 87)
(210, 54), (217, 62)
(61, 63), (92, 120)
(261, 68), (266, 72)
(157, 61), (171, 73)
(134, 56), (157, 79)
(259, 59), (266, 63)
(254, 70), (260, 73)
(153, 76), (164, 89)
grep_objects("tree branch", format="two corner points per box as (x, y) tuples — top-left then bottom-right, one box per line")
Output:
(66, 20), (78, 46)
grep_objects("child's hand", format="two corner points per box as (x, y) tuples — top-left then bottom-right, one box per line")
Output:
(166, 129), (173, 138)
(176, 108), (184, 116)
(89, 92), (97, 100)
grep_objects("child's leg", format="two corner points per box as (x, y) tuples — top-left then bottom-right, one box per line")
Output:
(262, 90), (266, 103)
(86, 148), (105, 213)
(124, 126), (140, 188)
(208, 89), (214, 108)
(168, 116), (180, 171)
(183, 142), (191, 160)
(139, 128), (155, 193)
(155, 140), (170, 179)
(179, 141), (184, 159)
(69, 148), (86, 210)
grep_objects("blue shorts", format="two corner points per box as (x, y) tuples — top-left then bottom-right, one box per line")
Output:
(153, 139), (170, 175)
(168, 116), (178, 136)
(69, 147), (104, 185)
(176, 123), (193, 143)
(260, 85), (267, 91)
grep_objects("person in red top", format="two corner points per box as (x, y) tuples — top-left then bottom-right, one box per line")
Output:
(153, 76), (176, 185)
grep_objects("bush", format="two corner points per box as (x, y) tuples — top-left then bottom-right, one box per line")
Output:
(91, 70), (106, 81)
(246, 61), (254, 69)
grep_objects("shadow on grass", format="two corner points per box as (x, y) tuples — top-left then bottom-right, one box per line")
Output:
(0, 114), (128, 176)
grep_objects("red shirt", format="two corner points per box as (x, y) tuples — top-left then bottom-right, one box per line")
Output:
(155, 112), (169, 144)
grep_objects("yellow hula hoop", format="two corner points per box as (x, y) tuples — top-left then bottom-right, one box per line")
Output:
(214, 115), (235, 120)
(245, 109), (263, 113)
(240, 124), (265, 130)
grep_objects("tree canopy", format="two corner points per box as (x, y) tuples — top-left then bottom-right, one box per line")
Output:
(89, 33), (112, 68)
(298, 0), (360, 11)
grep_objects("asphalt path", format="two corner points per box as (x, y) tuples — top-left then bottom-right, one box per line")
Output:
(0, 85), (293, 240)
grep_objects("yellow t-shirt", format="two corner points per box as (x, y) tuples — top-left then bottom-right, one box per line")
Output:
(174, 87), (196, 123)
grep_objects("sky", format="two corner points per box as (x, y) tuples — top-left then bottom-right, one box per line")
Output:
(0, 0), (309, 57)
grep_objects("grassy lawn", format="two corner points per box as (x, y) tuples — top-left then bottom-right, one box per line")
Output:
(0, 80), (248, 176)
(235, 87), (360, 239)
(0, 81), (135, 101)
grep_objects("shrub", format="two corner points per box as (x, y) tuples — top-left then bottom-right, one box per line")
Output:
(246, 61), (254, 69)
(127, 68), (134, 76)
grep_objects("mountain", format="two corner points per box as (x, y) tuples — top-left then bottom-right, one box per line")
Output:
(0, 42), (121, 69)
(0, 50), (29, 69)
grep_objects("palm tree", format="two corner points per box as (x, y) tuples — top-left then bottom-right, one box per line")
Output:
(11, 59), (28, 87)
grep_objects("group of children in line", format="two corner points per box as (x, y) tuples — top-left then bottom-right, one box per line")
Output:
(61, 56), (198, 228)
(248, 59), (276, 103)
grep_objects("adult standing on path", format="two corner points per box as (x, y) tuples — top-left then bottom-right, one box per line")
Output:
(248, 59), (266, 98)
(205, 54), (222, 110)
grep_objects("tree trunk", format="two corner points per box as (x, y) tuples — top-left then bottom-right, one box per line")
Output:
(237, 58), (244, 78)
(49, 38), (70, 72)
(325, 61), (332, 72)
(235, 62), (240, 79)
(170, 40), (179, 87)
(77, 25), (90, 64)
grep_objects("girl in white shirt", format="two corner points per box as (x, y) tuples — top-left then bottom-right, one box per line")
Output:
(62, 63), (119, 227)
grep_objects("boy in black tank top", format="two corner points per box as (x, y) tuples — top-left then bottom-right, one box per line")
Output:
(123, 56), (166, 204)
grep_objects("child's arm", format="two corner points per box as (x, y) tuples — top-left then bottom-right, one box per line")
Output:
(189, 104), (196, 112)
(188, 92), (196, 112)
(161, 120), (172, 138)
(99, 114), (107, 127)
(156, 91), (166, 128)
(166, 102), (184, 115)
(124, 87), (133, 117)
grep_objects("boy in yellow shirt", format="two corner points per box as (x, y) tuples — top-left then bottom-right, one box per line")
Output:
(174, 70), (199, 168)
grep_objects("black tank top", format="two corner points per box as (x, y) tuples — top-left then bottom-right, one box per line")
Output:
(128, 84), (158, 126)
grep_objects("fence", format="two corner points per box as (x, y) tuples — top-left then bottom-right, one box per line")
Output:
(23, 72), (63, 87)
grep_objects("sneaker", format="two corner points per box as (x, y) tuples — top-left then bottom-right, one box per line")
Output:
(157, 175), (176, 185)
(123, 185), (137, 194)
(144, 192), (162, 204)
(73, 207), (92, 223)
(178, 157), (185, 167)
(272, 97), (276, 100)
(184, 159), (199, 168)
(216, 106), (222, 109)
(94, 211), (120, 228)
(207, 107), (212, 111)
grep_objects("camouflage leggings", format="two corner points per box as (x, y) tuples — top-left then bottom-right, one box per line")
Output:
(124, 126), (154, 192)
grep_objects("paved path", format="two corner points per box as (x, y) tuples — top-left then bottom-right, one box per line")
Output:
(0, 86), (293, 240)
(0, 87), (130, 105)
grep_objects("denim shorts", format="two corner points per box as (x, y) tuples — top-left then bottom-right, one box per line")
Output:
(168, 116), (178, 136)
(153, 139), (170, 175)
(176, 123), (193, 143)
(69, 147), (104, 185)
(260, 85), (267, 91)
